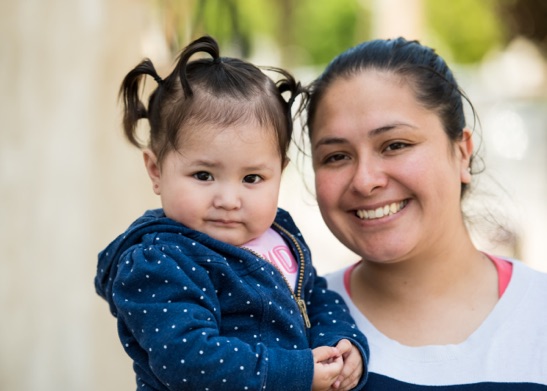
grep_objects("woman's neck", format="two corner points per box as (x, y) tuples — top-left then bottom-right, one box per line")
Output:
(359, 246), (478, 295)
(350, 239), (499, 345)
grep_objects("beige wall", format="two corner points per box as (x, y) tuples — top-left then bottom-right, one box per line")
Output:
(0, 1), (160, 389)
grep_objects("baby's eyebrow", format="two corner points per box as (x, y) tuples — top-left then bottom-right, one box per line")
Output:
(237, 163), (277, 175)
(188, 159), (218, 168)
(244, 164), (271, 171)
(187, 159), (274, 173)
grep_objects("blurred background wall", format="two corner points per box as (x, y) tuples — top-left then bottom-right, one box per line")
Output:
(1, 0), (545, 390)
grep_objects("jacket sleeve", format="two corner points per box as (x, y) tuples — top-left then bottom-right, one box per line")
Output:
(112, 239), (314, 391)
(305, 266), (370, 390)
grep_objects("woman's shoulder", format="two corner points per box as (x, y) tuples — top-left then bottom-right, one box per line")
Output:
(508, 260), (547, 310)
(323, 263), (361, 314)
(504, 257), (547, 286)
(324, 264), (354, 292)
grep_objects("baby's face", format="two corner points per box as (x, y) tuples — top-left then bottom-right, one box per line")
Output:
(149, 121), (283, 246)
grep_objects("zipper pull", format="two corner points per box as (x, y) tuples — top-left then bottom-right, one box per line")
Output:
(297, 299), (311, 328)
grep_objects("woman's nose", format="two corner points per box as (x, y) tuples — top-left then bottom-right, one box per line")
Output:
(349, 158), (388, 196)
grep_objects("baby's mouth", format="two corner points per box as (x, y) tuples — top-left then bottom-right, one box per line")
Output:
(355, 200), (408, 220)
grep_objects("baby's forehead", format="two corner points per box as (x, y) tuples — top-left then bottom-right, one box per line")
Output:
(171, 122), (284, 171)
(169, 90), (287, 155)
(176, 119), (279, 148)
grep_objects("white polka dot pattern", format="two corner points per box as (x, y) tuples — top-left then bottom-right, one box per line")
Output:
(95, 208), (369, 390)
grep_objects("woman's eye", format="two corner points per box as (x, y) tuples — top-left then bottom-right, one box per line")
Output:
(385, 142), (409, 152)
(193, 171), (213, 181)
(324, 153), (349, 164)
(243, 174), (262, 184)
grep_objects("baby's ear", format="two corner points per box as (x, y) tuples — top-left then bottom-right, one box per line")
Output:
(143, 149), (161, 195)
(282, 156), (291, 170)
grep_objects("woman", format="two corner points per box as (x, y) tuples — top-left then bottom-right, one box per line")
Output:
(305, 37), (547, 389)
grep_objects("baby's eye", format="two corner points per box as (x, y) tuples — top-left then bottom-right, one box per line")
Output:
(243, 174), (262, 184)
(193, 171), (214, 181)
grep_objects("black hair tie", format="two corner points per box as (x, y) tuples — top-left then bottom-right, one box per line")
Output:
(213, 57), (222, 64)
(153, 74), (163, 85)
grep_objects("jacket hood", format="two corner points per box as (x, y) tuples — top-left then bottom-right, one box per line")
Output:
(95, 208), (297, 316)
(95, 209), (194, 315)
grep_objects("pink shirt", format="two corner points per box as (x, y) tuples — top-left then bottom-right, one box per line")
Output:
(243, 228), (298, 290)
(488, 254), (513, 297)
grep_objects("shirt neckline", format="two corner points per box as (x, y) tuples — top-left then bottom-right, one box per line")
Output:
(340, 257), (526, 359)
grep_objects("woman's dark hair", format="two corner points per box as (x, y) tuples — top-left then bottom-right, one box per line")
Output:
(119, 35), (302, 167)
(306, 37), (480, 197)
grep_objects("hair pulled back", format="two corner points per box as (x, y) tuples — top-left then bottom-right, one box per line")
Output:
(120, 35), (303, 166)
(306, 37), (479, 196)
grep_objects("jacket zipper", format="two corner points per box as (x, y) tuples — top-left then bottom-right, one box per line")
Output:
(242, 222), (311, 328)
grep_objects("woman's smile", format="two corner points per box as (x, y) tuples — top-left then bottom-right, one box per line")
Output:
(355, 199), (409, 220)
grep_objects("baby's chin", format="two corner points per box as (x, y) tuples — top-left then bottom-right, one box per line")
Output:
(201, 228), (253, 248)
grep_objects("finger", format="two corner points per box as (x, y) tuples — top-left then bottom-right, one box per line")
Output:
(338, 351), (363, 390)
(335, 339), (352, 356)
(313, 354), (344, 390)
(313, 346), (341, 364)
(337, 364), (362, 391)
(341, 355), (360, 375)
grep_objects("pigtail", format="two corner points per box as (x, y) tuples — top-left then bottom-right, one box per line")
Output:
(175, 35), (221, 98)
(117, 34), (302, 168)
(119, 59), (163, 148)
(278, 69), (307, 117)
(263, 67), (307, 135)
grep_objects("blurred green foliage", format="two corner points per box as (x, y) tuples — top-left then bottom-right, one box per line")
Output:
(182, 0), (369, 66)
(425, 0), (504, 63)
(165, 0), (518, 66)
(291, 0), (369, 66)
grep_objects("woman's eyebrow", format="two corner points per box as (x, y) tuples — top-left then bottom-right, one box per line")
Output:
(313, 122), (418, 151)
(312, 136), (348, 151)
(313, 124), (402, 150)
(369, 125), (397, 136)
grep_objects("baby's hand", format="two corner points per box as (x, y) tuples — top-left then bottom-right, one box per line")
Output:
(332, 339), (363, 391)
(311, 345), (343, 391)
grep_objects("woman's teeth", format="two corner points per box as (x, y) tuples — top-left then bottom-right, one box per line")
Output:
(356, 200), (408, 220)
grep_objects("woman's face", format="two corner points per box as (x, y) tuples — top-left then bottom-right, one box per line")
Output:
(311, 70), (473, 264)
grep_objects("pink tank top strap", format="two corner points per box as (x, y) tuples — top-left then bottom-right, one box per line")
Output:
(343, 255), (513, 299)
(486, 254), (513, 297)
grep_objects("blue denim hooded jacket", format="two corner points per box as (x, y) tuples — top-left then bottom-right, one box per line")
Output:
(95, 208), (368, 390)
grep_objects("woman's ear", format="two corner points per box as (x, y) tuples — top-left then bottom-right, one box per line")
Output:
(143, 149), (161, 195)
(458, 128), (474, 184)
